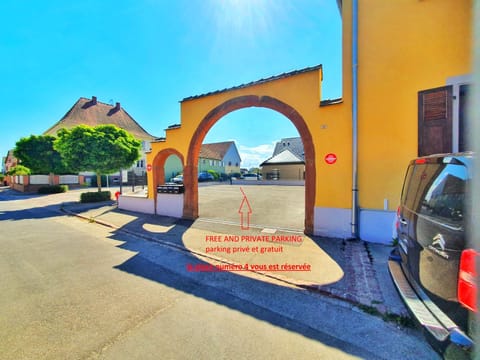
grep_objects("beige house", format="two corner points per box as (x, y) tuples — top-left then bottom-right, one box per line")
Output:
(260, 137), (305, 181)
(44, 96), (157, 185)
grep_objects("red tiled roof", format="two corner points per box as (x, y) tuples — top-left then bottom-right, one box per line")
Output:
(199, 141), (235, 160)
(44, 97), (156, 141)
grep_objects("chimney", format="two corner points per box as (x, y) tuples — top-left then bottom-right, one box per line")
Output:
(115, 102), (121, 111)
(92, 96), (97, 104)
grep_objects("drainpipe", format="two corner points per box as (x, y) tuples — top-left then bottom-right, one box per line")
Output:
(351, 0), (359, 239)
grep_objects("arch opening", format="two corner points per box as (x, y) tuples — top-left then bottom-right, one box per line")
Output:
(185, 95), (316, 234)
(152, 149), (185, 215)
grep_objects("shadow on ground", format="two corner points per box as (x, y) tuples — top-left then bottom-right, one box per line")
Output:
(108, 225), (384, 359)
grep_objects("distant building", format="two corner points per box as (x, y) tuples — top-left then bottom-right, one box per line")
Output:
(3, 150), (18, 173)
(260, 137), (305, 180)
(198, 141), (241, 175)
(2, 150), (19, 186)
(44, 96), (158, 185)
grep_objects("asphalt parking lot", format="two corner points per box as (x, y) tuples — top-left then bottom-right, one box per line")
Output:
(198, 183), (305, 231)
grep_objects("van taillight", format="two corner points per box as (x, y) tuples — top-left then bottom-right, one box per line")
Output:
(458, 249), (478, 312)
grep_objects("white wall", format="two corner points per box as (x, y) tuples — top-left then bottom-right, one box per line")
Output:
(313, 206), (394, 244)
(59, 175), (79, 184)
(118, 193), (184, 219)
(118, 196), (155, 214)
(30, 175), (49, 184)
(314, 207), (351, 239)
(156, 193), (184, 218)
(359, 209), (396, 244)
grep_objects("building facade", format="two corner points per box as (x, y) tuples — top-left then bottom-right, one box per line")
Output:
(146, 0), (472, 243)
(260, 137), (305, 181)
(198, 141), (241, 176)
(44, 96), (158, 185)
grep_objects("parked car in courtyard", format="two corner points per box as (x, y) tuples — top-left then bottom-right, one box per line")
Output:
(198, 172), (214, 182)
(388, 152), (476, 359)
(242, 173), (262, 180)
(171, 175), (183, 184)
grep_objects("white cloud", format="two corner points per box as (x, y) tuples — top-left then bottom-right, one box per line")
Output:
(238, 142), (275, 169)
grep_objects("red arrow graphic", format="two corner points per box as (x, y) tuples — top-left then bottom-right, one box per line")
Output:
(238, 187), (252, 230)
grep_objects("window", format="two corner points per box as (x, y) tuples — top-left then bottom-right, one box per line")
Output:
(418, 86), (452, 156)
(404, 161), (467, 226)
(419, 163), (467, 225)
(419, 76), (472, 156)
(403, 163), (443, 213)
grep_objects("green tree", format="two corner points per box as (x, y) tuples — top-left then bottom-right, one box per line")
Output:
(7, 165), (31, 176)
(13, 135), (70, 178)
(54, 124), (141, 191)
(207, 169), (219, 180)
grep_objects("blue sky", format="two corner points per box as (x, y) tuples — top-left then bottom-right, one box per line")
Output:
(1, 0), (342, 169)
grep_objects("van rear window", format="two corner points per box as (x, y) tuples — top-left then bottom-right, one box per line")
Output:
(419, 163), (467, 225)
(404, 162), (467, 225)
(401, 163), (441, 212)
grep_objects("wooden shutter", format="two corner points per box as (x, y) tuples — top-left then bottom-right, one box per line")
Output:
(459, 84), (470, 152)
(418, 86), (453, 156)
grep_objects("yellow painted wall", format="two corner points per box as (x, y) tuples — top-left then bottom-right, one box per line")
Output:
(354, 0), (472, 210)
(147, 67), (352, 210)
(147, 0), (472, 226)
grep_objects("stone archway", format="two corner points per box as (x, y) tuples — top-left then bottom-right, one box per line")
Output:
(152, 148), (185, 208)
(152, 148), (185, 185)
(184, 95), (316, 234)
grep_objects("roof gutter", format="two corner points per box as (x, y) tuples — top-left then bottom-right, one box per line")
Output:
(351, 0), (359, 239)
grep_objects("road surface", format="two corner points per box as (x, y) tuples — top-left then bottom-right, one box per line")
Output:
(0, 188), (438, 359)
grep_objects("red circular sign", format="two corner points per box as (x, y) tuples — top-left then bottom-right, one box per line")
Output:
(324, 153), (337, 164)
(147, 164), (152, 172)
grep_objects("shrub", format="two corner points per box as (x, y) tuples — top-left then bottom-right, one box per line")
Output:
(7, 165), (31, 176)
(38, 185), (68, 194)
(207, 169), (220, 180)
(80, 191), (112, 203)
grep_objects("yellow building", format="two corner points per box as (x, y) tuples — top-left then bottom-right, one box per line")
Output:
(145, 0), (472, 243)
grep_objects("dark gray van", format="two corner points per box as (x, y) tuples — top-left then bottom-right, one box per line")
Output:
(389, 152), (477, 358)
